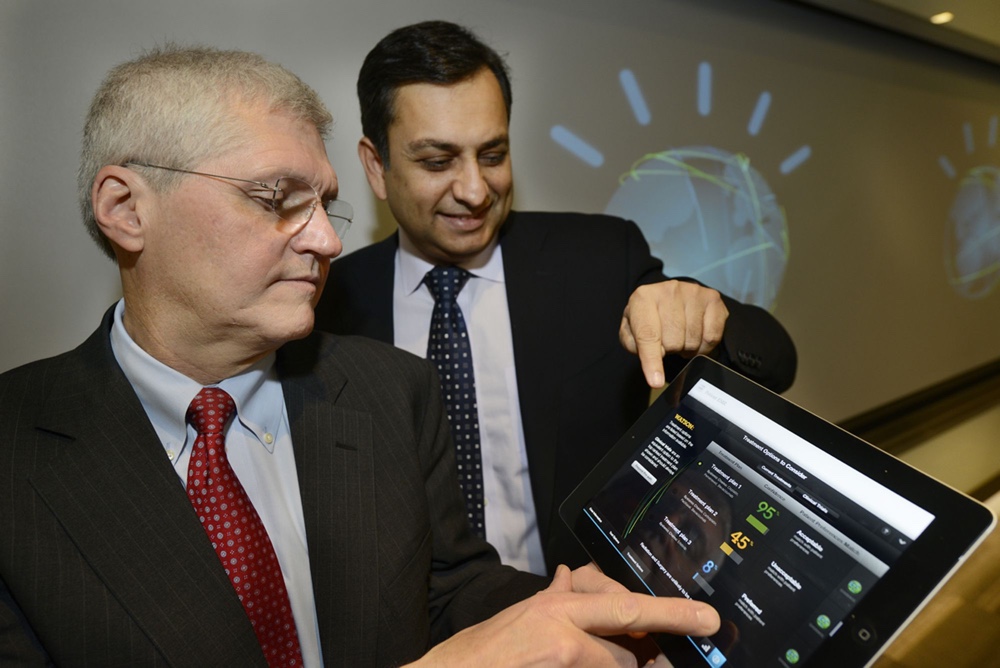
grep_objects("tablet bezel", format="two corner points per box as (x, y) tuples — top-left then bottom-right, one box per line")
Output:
(560, 355), (996, 667)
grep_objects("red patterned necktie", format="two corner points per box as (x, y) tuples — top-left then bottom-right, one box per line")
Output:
(186, 387), (303, 667)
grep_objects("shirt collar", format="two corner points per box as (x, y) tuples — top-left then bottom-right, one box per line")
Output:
(109, 298), (283, 455)
(396, 228), (506, 297)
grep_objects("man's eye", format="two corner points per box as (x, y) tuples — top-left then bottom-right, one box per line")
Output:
(247, 188), (282, 210)
(480, 152), (507, 166)
(249, 187), (279, 201)
(420, 158), (451, 171)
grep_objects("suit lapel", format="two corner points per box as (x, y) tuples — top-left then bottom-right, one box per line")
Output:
(28, 317), (265, 666)
(325, 234), (397, 343)
(500, 213), (567, 541)
(279, 335), (380, 666)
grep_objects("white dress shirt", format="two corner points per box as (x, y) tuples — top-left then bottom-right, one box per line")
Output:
(109, 299), (324, 666)
(393, 232), (547, 575)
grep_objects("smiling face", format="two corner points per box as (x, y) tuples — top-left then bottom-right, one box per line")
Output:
(125, 101), (342, 375)
(361, 67), (513, 265)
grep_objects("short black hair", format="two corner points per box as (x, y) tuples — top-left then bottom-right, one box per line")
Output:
(357, 20), (513, 165)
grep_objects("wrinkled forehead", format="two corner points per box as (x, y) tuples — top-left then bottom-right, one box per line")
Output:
(204, 103), (337, 193)
(193, 96), (322, 159)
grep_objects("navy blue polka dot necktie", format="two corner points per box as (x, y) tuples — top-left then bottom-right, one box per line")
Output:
(424, 266), (485, 539)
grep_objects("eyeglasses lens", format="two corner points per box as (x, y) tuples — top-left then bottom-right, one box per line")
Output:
(273, 177), (352, 238)
(273, 178), (320, 229)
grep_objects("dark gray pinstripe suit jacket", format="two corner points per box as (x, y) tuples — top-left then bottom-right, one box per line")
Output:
(0, 309), (544, 667)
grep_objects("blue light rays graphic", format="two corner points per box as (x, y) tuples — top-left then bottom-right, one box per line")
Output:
(940, 156), (957, 180)
(780, 146), (812, 175)
(939, 116), (999, 179)
(620, 69), (651, 126)
(698, 62), (712, 117)
(940, 116), (1000, 298)
(548, 60), (811, 308)
(748, 92), (771, 137)
(551, 125), (604, 167)
(552, 62), (812, 175)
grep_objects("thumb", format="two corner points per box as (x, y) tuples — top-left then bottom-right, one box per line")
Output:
(546, 564), (574, 593)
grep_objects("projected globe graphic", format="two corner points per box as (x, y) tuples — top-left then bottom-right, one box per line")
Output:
(605, 146), (789, 309)
(945, 165), (1000, 299)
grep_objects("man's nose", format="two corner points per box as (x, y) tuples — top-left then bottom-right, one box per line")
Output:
(292, 204), (343, 260)
(452, 161), (489, 208)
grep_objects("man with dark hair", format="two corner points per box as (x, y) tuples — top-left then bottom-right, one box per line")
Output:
(315, 20), (797, 576)
(356, 21), (513, 167)
(0, 44), (720, 667)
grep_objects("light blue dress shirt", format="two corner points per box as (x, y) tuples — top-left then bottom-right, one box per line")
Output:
(108, 299), (323, 666)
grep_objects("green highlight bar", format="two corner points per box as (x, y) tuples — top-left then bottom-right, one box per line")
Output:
(747, 514), (769, 535)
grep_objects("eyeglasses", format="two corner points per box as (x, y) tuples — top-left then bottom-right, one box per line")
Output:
(125, 162), (353, 239)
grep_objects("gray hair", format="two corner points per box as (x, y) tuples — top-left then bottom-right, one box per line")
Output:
(79, 45), (333, 260)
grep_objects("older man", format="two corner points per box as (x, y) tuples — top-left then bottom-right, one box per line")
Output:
(0, 46), (718, 667)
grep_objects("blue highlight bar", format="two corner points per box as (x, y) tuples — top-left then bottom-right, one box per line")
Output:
(780, 145), (812, 175)
(550, 125), (604, 167)
(748, 91), (771, 137)
(698, 62), (712, 117)
(619, 69), (651, 126)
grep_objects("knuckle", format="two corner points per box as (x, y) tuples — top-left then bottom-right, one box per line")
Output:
(660, 280), (681, 294)
(612, 593), (643, 627)
(547, 634), (585, 666)
(634, 321), (661, 342)
(636, 282), (660, 298)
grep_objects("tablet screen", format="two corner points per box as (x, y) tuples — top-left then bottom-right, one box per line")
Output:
(562, 357), (994, 667)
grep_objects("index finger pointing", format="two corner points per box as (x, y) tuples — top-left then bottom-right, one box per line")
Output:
(621, 304), (668, 388)
(560, 592), (721, 638)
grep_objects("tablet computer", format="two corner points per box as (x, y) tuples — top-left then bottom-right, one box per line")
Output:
(560, 355), (995, 667)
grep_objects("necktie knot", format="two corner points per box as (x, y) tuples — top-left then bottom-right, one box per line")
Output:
(425, 265), (471, 306)
(186, 387), (236, 436)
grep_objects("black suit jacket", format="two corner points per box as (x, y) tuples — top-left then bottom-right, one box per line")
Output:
(315, 211), (797, 573)
(0, 309), (544, 667)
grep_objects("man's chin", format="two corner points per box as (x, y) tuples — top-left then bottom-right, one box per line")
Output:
(435, 230), (502, 265)
(261, 309), (316, 347)
(287, 313), (316, 341)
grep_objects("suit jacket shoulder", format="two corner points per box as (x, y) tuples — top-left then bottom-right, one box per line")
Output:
(315, 235), (398, 341)
(501, 210), (796, 391)
(0, 316), (268, 666)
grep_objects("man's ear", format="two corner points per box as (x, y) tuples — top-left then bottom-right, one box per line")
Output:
(92, 165), (148, 254)
(357, 137), (388, 201)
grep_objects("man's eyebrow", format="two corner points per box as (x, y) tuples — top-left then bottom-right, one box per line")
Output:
(239, 172), (288, 187)
(405, 135), (510, 154)
(479, 136), (509, 151)
(406, 139), (460, 154)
